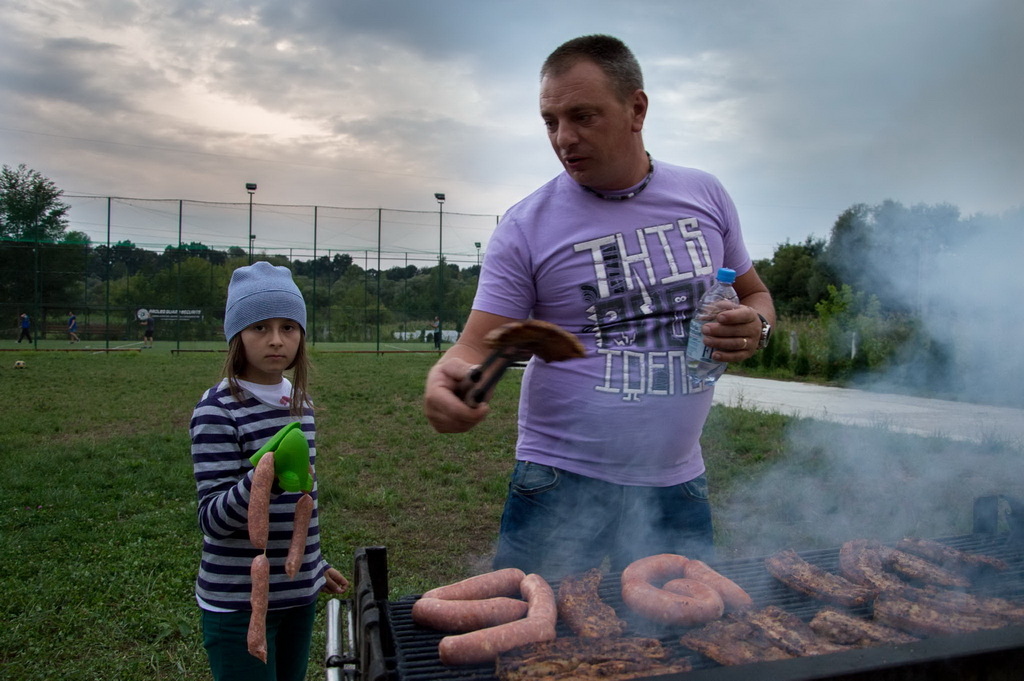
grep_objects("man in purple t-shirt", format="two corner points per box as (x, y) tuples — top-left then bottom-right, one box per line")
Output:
(424, 35), (776, 580)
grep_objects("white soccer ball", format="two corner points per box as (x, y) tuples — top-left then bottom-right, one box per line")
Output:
(14, 360), (26, 369)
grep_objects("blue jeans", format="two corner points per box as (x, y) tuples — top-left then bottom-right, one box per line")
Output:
(201, 602), (316, 681)
(492, 461), (714, 581)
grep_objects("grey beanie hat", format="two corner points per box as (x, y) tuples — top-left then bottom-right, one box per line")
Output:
(224, 261), (306, 341)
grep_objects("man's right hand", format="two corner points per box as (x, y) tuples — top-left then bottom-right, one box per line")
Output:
(423, 358), (492, 433)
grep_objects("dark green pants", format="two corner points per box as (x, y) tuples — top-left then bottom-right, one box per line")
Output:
(202, 602), (317, 681)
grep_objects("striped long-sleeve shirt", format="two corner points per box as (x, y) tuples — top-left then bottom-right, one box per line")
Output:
(190, 379), (329, 611)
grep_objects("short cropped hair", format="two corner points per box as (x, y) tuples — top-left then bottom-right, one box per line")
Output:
(541, 34), (644, 102)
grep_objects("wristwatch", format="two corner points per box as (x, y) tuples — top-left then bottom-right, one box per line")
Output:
(756, 313), (772, 350)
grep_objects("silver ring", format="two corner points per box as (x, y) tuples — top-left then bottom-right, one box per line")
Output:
(741, 337), (748, 349)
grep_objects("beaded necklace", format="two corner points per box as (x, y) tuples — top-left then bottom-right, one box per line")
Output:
(581, 152), (654, 201)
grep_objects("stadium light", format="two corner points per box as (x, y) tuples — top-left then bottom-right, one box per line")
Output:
(246, 183), (257, 264)
(435, 193), (445, 345)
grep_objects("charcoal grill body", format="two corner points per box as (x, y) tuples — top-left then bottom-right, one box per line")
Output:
(327, 496), (1024, 681)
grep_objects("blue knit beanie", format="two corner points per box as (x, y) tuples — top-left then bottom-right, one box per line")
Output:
(224, 261), (306, 341)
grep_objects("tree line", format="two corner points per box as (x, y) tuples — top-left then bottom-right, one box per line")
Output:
(4, 163), (1022, 404)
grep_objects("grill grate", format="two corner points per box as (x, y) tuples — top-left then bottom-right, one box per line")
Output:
(380, 534), (1024, 680)
(330, 496), (1024, 681)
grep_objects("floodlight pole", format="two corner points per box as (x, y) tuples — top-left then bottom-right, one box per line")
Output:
(434, 192), (445, 343)
(246, 182), (257, 264)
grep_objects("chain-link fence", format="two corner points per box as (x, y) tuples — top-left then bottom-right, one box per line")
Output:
(2, 196), (499, 351)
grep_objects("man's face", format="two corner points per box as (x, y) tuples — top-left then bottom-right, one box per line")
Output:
(540, 59), (647, 191)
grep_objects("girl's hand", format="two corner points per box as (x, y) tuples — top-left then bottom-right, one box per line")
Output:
(322, 566), (350, 594)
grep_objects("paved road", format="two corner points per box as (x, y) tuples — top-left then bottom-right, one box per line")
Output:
(712, 374), (1024, 444)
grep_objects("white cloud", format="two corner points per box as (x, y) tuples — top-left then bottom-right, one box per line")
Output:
(2, 0), (1021, 254)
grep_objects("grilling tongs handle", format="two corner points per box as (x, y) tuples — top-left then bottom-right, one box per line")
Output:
(458, 348), (523, 408)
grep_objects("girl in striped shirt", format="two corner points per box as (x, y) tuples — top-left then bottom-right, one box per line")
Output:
(190, 261), (348, 680)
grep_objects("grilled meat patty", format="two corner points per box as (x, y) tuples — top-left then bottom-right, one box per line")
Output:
(878, 546), (971, 587)
(680, 616), (793, 666)
(896, 537), (1009, 573)
(898, 585), (1024, 624)
(495, 637), (689, 681)
(742, 606), (850, 657)
(484, 320), (585, 362)
(765, 549), (877, 607)
(809, 607), (918, 646)
(839, 539), (908, 593)
(556, 569), (627, 638)
(873, 591), (1010, 636)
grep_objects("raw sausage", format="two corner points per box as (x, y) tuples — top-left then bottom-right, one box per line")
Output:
(519, 573), (558, 627)
(683, 559), (754, 612)
(285, 492), (313, 579)
(621, 554), (724, 626)
(438, 573), (556, 665)
(422, 567), (526, 601)
(412, 596), (529, 632)
(248, 452), (276, 550)
(247, 553), (269, 663)
(662, 578), (726, 611)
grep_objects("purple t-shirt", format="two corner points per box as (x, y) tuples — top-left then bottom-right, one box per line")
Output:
(473, 160), (753, 486)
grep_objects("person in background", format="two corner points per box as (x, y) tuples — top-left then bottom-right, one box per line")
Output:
(68, 311), (80, 343)
(190, 261), (348, 681)
(423, 35), (775, 580)
(140, 314), (154, 348)
(16, 313), (31, 343)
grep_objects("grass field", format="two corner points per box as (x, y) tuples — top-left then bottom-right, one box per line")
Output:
(2, 348), (1020, 680)
(3, 337), (452, 353)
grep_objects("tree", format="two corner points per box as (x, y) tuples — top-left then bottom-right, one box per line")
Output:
(758, 237), (835, 317)
(823, 200), (964, 316)
(0, 165), (81, 314)
(0, 164), (70, 242)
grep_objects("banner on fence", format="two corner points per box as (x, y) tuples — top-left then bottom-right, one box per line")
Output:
(137, 308), (203, 321)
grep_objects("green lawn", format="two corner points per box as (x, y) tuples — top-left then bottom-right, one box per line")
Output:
(1, 349), (1018, 679)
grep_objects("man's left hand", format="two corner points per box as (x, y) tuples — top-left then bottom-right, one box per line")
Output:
(697, 304), (762, 362)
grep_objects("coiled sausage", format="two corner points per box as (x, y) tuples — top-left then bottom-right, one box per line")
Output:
(621, 554), (724, 626)
(683, 559), (754, 612)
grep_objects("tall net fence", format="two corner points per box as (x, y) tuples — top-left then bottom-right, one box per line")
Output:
(2, 196), (499, 351)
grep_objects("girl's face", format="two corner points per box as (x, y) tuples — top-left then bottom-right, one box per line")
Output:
(237, 318), (302, 384)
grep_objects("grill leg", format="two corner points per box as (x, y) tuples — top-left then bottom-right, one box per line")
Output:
(973, 495), (1003, 535)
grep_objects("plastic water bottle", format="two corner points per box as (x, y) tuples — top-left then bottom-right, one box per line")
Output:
(686, 267), (739, 389)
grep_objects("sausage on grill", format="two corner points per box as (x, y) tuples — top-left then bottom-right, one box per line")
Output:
(422, 567), (526, 601)
(683, 559), (754, 612)
(412, 597), (529, 632)
(437, 573), (556, 665)
(621, 554), (725, 626)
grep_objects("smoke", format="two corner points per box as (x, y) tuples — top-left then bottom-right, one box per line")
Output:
(844, 203), (1024, 408)
(918, 207), (1024, 407)
(715, 204), (1024, 558)
(716, 417), (1024, 559)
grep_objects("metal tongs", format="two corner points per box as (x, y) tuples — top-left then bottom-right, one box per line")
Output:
(459, 346), (533, 408)
(458, 320), (586, 408)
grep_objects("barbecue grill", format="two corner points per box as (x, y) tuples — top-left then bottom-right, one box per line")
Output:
(325, 495), (1024, 680)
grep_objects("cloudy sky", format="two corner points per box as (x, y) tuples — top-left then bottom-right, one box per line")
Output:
(2, 0), (1022, 261)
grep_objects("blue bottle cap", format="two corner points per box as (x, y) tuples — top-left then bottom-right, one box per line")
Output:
(716, 267), (736, 284)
